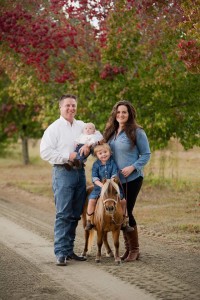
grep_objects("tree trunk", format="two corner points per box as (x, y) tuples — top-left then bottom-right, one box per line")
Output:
(21, 136), (29, 165)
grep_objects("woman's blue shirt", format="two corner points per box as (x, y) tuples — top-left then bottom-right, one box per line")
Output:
(109, 128), (151, 184)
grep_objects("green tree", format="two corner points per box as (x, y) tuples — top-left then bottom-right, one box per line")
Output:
(75, 0), (200, 150)
(0, 70), (43, 164)
(0, 0), (199, 153)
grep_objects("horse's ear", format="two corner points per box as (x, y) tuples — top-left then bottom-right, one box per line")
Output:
(112, 176), (119, 184)
(98, 139), (105, 145)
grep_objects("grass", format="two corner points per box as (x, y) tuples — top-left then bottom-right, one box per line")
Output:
(0, 139), (199, 250)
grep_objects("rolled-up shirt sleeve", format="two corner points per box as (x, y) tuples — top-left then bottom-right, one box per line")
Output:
(40, 128), (70, 165)
(40, 117), (85, 165)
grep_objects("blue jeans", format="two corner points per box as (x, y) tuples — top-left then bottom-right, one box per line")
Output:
(75, 143), (92, 162)
(52, 166), (86, 258)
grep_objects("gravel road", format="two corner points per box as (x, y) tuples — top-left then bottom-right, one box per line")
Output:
(0, 185), (199, 300)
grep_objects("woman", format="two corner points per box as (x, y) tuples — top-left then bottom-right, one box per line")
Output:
(103, 100), (151, 262)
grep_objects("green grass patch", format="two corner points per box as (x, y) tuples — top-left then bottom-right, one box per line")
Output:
(15, 181), (53, 198)
(172, 224), (200, 234)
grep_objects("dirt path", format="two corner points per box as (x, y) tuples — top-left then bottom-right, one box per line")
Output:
(0, 184), (200, 300)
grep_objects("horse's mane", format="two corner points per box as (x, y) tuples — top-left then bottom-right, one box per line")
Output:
(100, 178), (120, 198)
(95, 178), (120, 227)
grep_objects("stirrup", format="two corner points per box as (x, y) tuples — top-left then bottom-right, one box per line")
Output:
(125, 225), (134, 232)
(121, 224), (134, 232)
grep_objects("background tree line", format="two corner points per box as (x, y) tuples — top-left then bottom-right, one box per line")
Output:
(0, 0), (199, 164)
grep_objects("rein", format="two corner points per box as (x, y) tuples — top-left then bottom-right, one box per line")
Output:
(118, 170), (128, 201)
(118, 171), (128, 216)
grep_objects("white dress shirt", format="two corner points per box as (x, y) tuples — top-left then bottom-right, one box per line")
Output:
(75, 133), (98, 146)
(40, 116), (102, 165)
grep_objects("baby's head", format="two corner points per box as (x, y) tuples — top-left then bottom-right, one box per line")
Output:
(83, 122), (96, 135)
(93, 143), (111, 162)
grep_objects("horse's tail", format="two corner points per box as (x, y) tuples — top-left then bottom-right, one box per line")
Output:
(94, 194), (105, 229)
(82, 200), (87, 228)
(88, 229), (95, 253)
(82, 184), (93, 227)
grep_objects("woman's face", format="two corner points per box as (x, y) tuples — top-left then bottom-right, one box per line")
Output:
(116, 105), (129, 126)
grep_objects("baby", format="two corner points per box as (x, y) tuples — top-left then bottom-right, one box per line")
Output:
(66, 122), (100, 170)
(76, 122), (96, 153)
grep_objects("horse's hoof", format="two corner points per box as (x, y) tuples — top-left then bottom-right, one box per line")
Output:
(80, 253), (87, 258)
(106, 251), (114, 257)
(95, 259), (100, 263)
(115, 259), (121, 265)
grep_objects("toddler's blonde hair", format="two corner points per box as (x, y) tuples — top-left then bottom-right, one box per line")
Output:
(93, 143), (111, 157)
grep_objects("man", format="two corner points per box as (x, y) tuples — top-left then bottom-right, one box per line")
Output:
(40, 94), (102, 266)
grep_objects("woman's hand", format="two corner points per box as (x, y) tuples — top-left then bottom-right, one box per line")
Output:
(120, 165), (135, 178)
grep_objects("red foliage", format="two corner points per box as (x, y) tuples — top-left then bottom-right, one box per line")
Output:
(0, 0), (115, 82)
(125, 0), (200, 73)
(55, 71), (75, 83)
(178, 40), (200, 72)
(0, 3), (85, 82)
(1, 103), (13, 113)
(100, 64), (126, 80)
(4, 122), (18, 136)
(0, 0), (199, 81)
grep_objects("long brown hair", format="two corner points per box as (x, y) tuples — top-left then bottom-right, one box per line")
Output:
(103, 100), (141, 147)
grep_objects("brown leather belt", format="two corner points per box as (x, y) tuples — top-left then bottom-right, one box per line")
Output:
(53, 164), (83, 170)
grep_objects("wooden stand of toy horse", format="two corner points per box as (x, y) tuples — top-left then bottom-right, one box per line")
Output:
(82, 179), (124, 263)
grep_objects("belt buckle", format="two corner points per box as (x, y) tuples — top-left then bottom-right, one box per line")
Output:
(73, 166), (82, 170)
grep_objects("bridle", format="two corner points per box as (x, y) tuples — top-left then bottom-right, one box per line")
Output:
(103, 196), (125, 225)
(101, 179), (119, 213)
(103, 198), (118, 214)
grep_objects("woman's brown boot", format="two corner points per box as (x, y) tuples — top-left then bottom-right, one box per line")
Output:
(120, 231), (129, 260)
(121, 216), (134, 232)
(124, 225), (140, 262)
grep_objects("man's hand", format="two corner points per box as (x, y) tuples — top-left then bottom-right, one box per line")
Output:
(69, 152), (78, 161)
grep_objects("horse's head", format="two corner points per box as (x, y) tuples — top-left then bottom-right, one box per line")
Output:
(103, 198), (117, 215)
(101, 178), (120, 216)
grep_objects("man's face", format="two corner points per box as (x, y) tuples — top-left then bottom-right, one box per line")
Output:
(59, 97), (77, 122)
